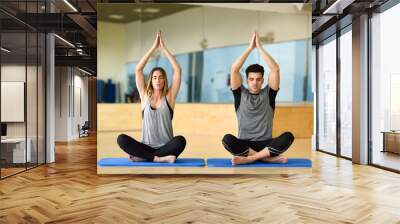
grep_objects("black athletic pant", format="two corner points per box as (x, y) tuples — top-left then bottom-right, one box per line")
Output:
(222, 132), (294, 157)
(117, 134), (186, 161)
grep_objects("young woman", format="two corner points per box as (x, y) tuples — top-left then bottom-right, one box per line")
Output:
(117, 31), (186, 163)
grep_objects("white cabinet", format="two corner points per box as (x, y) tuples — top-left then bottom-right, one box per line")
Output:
(1, 138), (32, 163)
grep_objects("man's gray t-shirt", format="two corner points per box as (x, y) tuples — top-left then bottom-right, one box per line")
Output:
(232, 85), (278, 141)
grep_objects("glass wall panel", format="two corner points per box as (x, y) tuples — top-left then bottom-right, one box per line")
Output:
(317, 37), (337, 154)
(27, 30), (38, 169)
(1, 10), (28, 177)
(38, 32), (45, 165)
(339, 29), (352, 158)
(371, 4), (400, 171)
(0, 1), (46, 178)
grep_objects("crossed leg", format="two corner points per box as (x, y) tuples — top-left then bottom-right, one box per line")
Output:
(117, 134), (186, 163)
(222, 132), (294, 165)
(231, 148), (288, 165)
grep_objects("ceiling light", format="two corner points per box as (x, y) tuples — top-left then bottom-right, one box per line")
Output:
(1, 47), (11, 53)
(322, 0), (351, 15)
(63, 0), (78, 12)
(78, 67), (92, 76)
(109, 14), (124, 20)
(54, 34), (75, 48)
(144, 8), (160, 13)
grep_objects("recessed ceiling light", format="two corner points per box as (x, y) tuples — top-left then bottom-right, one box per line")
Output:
(63, 0), (78, 12)
(322, 0), (348, 14)
(109, 14), (124, 20)
(144, 8), (160, 13)
(78, 67), (93, 76)
(54, 34), (75, 48)
(1, 47), (11, 53)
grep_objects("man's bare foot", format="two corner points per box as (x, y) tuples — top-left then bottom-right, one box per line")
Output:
(129, 155), (146, 162)
(232, 156), (254, 165)
(153, 155), (176, 163)
(262, 156), (288, 163)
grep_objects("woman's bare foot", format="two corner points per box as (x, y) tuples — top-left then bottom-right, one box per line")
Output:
(262, 156), (288, 163)
(129, 155), (146, 162)
(153, 155), (176, 163)
(231, 156), (254, 165)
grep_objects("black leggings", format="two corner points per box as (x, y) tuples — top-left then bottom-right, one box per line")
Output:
(117, 134), (186, 161)
(222, 132), (294, 157)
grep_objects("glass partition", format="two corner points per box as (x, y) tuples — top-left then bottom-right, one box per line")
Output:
(370, 4), (400, 171)
(317, 36), (337, 154)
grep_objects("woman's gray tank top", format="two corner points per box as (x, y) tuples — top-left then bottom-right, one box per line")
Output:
(141, 96), (173, 148)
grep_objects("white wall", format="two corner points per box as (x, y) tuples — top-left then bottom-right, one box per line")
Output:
(126, 21), (142, 66)
(1, 64), (46, 163)
(1, 65), (35, 138)
(54, 67), (89, 141)
(55, 66), (68, 141)
(1, 65), (26, 81)
(72, 74), (89, 138)
(97, 21), (127, 83)
(127, 7), (311, 61)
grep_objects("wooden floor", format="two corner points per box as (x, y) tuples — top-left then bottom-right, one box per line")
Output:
(1, 135), (400, 223)
(1, 163), (45, 178)
(97, 103), (313, 174)
(372, 151), (400, 171)
(1, 167), (26, 178)
(98, 131), (312, 174)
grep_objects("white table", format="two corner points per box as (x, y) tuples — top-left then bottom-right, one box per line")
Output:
(1, 138), (31, 163)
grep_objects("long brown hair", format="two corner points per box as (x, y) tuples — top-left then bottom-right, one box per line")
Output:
(145, 67), (169, 97)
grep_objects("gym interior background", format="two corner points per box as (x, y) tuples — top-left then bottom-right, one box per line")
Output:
(96, 3), (313, 174)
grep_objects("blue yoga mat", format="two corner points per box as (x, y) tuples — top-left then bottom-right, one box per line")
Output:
(207, 158), (312, 167)
(98, 158), (205, 167)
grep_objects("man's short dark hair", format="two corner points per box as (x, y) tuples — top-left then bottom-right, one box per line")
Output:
(245, 64), (264, 78)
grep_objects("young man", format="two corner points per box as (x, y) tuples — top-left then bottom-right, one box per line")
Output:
(222, 32), (294, 165)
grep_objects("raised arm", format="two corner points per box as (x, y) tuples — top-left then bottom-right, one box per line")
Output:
(230, 32), (256, 90)
(159, 31), (181, 102)
(255, 32), (280, 90)
(135, 33), (160, 101)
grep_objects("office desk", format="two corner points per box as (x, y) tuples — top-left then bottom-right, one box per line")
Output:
(1, 138), (31, 163)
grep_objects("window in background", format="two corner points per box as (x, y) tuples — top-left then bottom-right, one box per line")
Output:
(339, 28), (352, 158)
(371, 3), (400, 171)
(317, 36), (337, 154)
